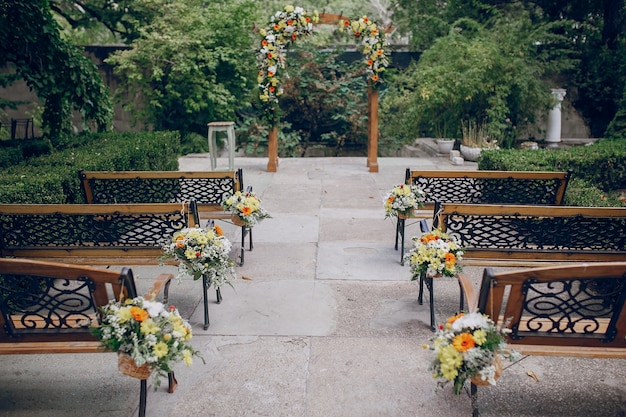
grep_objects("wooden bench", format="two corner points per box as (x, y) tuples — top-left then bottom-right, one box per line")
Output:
(416, 203), (626, 330)
(0, 200), (219, 330)
(77, 169), (252, 265)
(457, 262), (626, 416)
(395, 169), (572, 263)
(0, 258), (175, 417)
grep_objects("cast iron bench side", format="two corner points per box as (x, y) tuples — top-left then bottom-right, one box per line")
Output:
(457, 262), (626, 416)
(395, 169), (572, 263)
(415, 203), (626, 332)
(0, 258), (175, 417)
(0, 200), (223, 330)
(77, 169), (251, 265)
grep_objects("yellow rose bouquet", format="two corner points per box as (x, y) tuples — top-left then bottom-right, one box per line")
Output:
(383, 184), (424, 218)
(405, 229), (464, 278)
(424, 312), (518, 394)
(221, 190), (271, 228)
(162, 225), (236, 288)
(91, 296), (202, 387)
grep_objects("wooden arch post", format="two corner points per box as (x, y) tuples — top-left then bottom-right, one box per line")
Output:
(267, 125), (279, 172)
(367, 81), (379, 173)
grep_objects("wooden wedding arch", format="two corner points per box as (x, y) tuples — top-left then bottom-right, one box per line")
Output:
(257, 7), (391, 172)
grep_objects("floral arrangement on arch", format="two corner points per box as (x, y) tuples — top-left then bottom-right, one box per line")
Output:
(423, 312), (519, 394)
(383, 184), (424, 219)
(221, 189), (271, 228)
(161, 225), (236, 288)
(405, 228), (464, 278)
(338, 16), (390, 85)
(91, 296), (202, 387)
(257, 5), (319, 105)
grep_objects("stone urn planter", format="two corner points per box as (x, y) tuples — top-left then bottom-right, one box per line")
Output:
(435, 139), (455, 154)
(460, 144), (482, 162)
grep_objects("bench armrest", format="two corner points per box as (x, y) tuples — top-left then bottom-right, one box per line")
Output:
(457, 272), (478, 312)
(144, 273), (174, 304)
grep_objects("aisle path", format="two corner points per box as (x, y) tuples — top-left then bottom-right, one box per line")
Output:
(1, 156), (625, 417)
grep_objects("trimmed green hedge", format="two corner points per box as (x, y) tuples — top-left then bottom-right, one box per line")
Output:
(0, 131), (181, 203)
(478, 138), (626, 207)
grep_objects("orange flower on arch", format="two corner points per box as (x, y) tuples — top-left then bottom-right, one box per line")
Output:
(242, 206), (252, 216)
(372, 75), (379, 82)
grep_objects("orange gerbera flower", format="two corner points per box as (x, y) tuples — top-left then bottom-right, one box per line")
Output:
(445, 252), (456, 264)
(447, 313), (464, 324)
(386, 195), (395, 204)
(269, 86), (275, 92)
(267, 52), (273, 59)
(343, 20), (350, 27)
(368, 59), (374, 66)
(363, 17), (369, 23)
(214, 225), (223, 236)
(130, 306), (149, 322)
(372, 75), (379, 82)
(287, 19), (293, 25)
(306, 17), (311, 23)
(261, 40), (268, 46)
(452, 332), (475, 352)
(291, 33), (297, 40)
(377, 49), (383, 56)
(242, 206), (252, 216)
(274, 24), (280, 30)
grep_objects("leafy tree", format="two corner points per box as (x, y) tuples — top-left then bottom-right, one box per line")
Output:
(380, 5), (578, 147)
(0, 0), (112, 144)
(50, 0), (162, 43)
(106, 0), (260, 137)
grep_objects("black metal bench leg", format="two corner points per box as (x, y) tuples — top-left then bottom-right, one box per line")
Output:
(394, 219), (400, 250)
(458, 278), (465, 312)
(239, 226), (245, 266)
(167, 371), (178, 394)
(202, 275), (210, 330)
(399, 218), (406, 265)
(425, 276), (435, 331)
(418, 272), (425, 305)
(138, 379), (147, 417)
(248, 227), (253, 251)
(471, 382), (479, 417)
(216, 287), (222, 304)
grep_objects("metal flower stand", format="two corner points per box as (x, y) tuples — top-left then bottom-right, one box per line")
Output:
(417, 271), (466, 332)
(201, 274), (222, 330)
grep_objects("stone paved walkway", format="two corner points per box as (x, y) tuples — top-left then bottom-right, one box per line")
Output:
(1, 156), (625, 417)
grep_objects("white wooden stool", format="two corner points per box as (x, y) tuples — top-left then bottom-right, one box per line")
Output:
(207, 121), (236, 170)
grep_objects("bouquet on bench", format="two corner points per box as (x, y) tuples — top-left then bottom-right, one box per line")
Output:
(92, 296), (202, 386)
(424, 312), (518, 394)
(162, 225), (237, 288)
(221, 189), (271, 227)
(405, 229), (464, 278)
(383, 184), (424, 219)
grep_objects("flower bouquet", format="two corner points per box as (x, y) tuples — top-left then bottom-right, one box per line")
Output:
(405, 229), (464, 278)
(383, 184), (424, 219)
(221, 190), (271, 228)
(91, 296), (202, 386)
(424, 312), (519, 394)
(162, 225), (236, 288)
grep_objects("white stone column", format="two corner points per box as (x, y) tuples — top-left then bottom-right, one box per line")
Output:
(546, 88), (566, 147)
